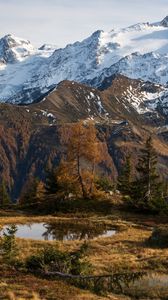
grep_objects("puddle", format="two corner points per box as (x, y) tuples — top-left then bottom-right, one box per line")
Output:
(1, 223), (116, 241)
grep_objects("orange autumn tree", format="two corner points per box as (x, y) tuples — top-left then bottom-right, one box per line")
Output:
(60, 121), (101, 198)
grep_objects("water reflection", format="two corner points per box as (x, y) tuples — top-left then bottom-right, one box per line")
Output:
(2, 223), (116, 241)
(42, 223), (116, 241)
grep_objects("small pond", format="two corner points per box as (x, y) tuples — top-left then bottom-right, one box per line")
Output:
(1, 223), (116, 241)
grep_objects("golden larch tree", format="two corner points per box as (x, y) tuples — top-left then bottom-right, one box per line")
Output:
(60, 121), (101, 198)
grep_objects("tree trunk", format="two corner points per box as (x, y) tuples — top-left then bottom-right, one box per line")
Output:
(89, 158), (96, 196)
(77, 153), (87, 198)
(146, 157), (151, 203)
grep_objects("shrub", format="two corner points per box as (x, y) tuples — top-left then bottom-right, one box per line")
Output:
(26, 243), (91, 275)
(148, 225), (168, 247)
(26, 246), (71, 273)
(96, 177), (114, 193)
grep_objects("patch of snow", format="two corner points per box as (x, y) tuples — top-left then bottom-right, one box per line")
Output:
(47, 113), (55, 118)
(40, 110), (55, 118)
(122, 83), (168, 115)
(90, 92), (95, 98)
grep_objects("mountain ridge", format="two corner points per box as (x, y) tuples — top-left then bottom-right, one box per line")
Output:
(0, 77), (168, 198)
(0, 16), (168, 108)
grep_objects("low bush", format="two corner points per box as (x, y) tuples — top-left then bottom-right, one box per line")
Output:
(26, 243), (91, 275)
(148, 225), (168, 247)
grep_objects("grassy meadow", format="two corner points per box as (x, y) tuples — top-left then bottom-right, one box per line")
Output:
(0, 206), (168, 300)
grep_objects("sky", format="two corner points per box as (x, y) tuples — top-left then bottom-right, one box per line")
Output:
(0, 0), (167, 47)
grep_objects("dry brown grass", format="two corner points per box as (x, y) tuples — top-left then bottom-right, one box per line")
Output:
(9, 217), (168, 275)
(7, 291), (42, 300)
(153, 138), (168, 156)
(0, 269), (128, 300)
(1, 212), (168, 299)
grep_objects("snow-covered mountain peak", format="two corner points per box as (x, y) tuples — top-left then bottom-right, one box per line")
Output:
(90, 30), (104, 39)
(1, 17), (168, 107)
(73, 29), (104, 52)
(0, 34), (35, 63)
(160, 16), (168, 27)
(1, 34), (30, 48)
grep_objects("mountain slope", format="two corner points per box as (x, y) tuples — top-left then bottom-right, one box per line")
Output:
(0, 79), (168, 199)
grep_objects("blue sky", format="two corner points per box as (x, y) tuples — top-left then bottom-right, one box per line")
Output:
(0, 0), (167, 47)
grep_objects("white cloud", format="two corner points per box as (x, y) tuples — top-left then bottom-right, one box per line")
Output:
(0, 0), (167, 47)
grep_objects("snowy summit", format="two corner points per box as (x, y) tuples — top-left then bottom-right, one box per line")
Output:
(0, 16), (168, 104)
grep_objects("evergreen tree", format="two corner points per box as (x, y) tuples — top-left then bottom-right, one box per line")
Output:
(131, 137), (166, 212)
(117, 155), (132, 195)
(96, 176), (114, 193)
(20, 178), (40, 205)
(162, 179), (168, 200)
(36, 180), (45, 201)
(45, 168), (60, 195)
(0, 180), (11, 206)
(1, 224), (18, 262)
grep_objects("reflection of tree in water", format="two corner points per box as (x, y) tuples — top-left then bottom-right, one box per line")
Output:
(42, 223), (108, 241)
